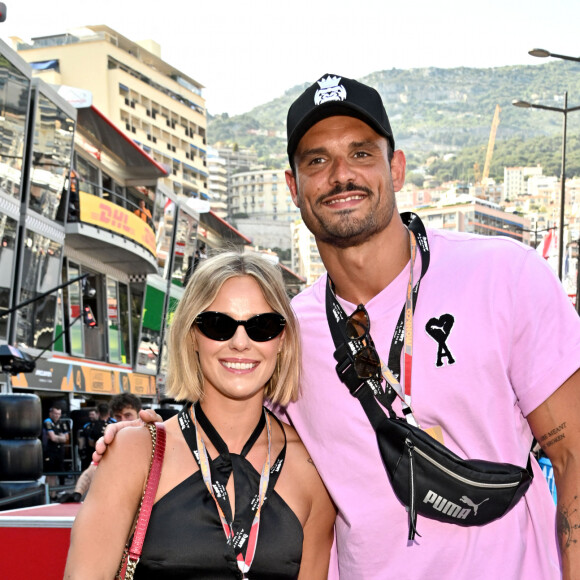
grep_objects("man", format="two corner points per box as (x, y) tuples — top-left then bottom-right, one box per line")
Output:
(43, 404), (70, 493)
(60, 394), (142, 502)
(98, 75), (580, 579)
(78, 407), (98, 471)
(109, 393), (141, 422)
(281, 74), (580, 579)
(134, 199), (152, 223)
(87, 402), (116, 451)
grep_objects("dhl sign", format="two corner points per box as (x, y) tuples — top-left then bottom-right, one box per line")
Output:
(79, 191), (156, 256)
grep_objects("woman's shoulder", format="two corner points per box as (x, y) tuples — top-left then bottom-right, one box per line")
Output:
(276, 420), (322, 485)
(274, 417), (305, 455)
(102, 424), (155, 470)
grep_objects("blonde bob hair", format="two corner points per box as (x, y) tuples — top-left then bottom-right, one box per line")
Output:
(165, 251), (301, 407)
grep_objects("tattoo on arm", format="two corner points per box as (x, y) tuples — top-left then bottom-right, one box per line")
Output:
(539, 422), (567, 449)
(558, 495), (579, 551)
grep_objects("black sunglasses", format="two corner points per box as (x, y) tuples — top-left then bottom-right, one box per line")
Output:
(195, 311), (286, 342)
(346, 304), (381, 379)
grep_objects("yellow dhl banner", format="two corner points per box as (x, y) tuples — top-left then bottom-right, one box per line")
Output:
(79, 191), (156, 256)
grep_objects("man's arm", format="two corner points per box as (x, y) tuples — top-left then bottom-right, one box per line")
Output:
(92, 409), (162, 463)
(527, 368), (580, 580)
(74, 464), (98, 498)
(45, 423), (68, 444)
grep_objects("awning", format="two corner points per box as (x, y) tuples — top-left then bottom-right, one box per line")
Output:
(76, 106), (168, 181)
(30, 59), (59, 71)
(279, 262), (305, 298)
(279, 262), (306, 284)
(200, 211), (252, 245)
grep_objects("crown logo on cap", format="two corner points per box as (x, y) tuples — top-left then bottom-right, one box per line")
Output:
(317, 75), (342, 89)
(314, 75), (347, 106)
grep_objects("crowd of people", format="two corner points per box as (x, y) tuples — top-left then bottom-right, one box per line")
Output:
(61, 74), (579, 580)
(41, 394), (151, 501)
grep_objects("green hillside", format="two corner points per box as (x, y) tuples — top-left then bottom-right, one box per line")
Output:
(208, 61), (580, 178)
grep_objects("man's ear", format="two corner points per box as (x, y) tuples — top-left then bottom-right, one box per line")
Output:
(390, 150), (407, 192)
(285, 169), (299, 206)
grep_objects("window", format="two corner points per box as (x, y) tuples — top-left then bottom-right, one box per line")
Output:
(74, 154), (99, 196)
(16, 232), (63, 349)
(0, 217), (18, 341)
(107, 279), (126, 363)
(28, 92), (75, 222)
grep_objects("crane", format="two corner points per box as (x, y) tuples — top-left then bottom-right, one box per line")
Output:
(481, 104), (501, 185)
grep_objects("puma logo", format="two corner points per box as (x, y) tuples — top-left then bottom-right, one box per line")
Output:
(423, 490), (471, 519)
(425, 314), (456, 367)
(460, 495), (489, 515)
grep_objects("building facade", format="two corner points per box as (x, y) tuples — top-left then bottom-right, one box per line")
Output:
(230, 168), (299, 222)
(291, 221), (326, 287)
(206, 147), (228, 217)
(15, 25), (208, 203)
(0, 39), (250, 417)
(215, 146), (259, 220)
(414, 194), (530, 244)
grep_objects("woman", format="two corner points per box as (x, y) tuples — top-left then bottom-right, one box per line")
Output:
(65, 252), (335, 579)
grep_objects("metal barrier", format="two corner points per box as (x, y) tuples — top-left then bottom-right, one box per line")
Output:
(0, 484), (48, 509)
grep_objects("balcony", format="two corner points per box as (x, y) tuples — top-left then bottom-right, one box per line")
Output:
(64, 105), (168, 274)
(66, 189), (158, 274)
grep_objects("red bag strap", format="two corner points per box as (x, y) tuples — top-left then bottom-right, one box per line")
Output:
(128, 422), (166, 561)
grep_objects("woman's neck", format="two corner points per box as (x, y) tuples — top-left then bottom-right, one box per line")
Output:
(198, 394), (264, 454)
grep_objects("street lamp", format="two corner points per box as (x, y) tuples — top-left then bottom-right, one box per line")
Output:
(528, 48), (580, 63)
(512, 93), (580, 280)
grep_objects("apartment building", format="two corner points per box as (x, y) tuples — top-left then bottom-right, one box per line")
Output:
(291, 221), (326, 287)
(415, 192), (530, 244)
(206, 147), (228, 217)
(230, 168), (299, 221)
(15, 25), (208, 202)
(504, 165), (543, 200)
(215, 146), (259, 219)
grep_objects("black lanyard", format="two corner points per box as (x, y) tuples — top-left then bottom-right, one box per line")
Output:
(177, 402), (286, 572)
(325, 212), (430, 413)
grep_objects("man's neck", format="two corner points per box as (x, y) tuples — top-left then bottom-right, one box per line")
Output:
(318, 219), (410, 305)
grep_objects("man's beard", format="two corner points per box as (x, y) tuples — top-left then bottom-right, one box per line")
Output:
(299, 182), (396, 249)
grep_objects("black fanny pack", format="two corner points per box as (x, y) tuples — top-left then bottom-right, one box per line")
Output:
(353, 384), (533, 539)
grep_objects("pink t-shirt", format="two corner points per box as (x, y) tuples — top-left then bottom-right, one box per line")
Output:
(287, 228), (579, 579)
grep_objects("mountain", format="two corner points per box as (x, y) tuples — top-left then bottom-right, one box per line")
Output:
(208, 61), (580, 180)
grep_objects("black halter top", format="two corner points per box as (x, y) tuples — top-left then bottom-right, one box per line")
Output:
(133, 404), (303, 579)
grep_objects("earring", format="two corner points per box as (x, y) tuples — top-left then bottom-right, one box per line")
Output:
(276, 351), (281, 379)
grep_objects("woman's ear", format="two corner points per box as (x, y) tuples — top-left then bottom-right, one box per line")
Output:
(277, 329), (286, 353)
(189, 326), (198, 352)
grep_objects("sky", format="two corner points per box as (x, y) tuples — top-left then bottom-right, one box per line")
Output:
(2, 0), (580, 116)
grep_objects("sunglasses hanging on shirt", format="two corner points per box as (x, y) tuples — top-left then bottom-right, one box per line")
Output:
(345, 304), (382, 379)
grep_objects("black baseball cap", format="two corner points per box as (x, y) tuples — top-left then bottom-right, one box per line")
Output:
(286, 73), (395, 166)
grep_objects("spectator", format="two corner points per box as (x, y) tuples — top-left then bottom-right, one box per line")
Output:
(109, 393), (142, 423)
(78, 408), (98, 471)
(61, 394), (142, 503)
(134, 199), (152, 223)
(87, 402), (115, 449)
(42, 404), (70, 496)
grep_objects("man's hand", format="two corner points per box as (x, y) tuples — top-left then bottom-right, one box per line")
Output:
(92, 409), (162, 463)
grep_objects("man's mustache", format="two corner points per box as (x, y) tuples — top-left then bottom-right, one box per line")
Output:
(319, 182), (375, 204)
